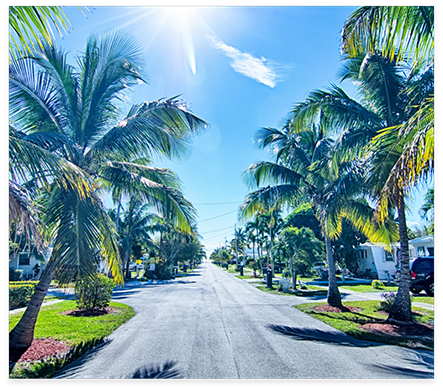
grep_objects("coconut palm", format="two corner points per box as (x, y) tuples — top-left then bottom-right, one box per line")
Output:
(278, 226), (323, 290)
(293, 51), (433, 321)
(109, 197), (159, 279)
(240, 116), (397, 307)
(9, 31), (207, 364)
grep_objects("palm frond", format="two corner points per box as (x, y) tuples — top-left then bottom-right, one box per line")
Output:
(45, 184), (122, 285)
(242, 161), (304, 189)
(238, 184), (301, 221)
(89, 97), (208, 162)
(98, 162), (197, 233)
(341, 6), (434, 65)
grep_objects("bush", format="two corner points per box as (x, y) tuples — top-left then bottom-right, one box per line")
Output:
(282, 268), (291, 278)
(9, 267), (23, 281)
(371, 280), (385, 290)
(144, 259), (174, 280)
(379, 291), (396, 312)
(9, 282), (38, 309)
(75, 275), (115, 312)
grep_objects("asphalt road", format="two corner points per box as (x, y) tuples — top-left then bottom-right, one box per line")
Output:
(55, 262), (434, 379)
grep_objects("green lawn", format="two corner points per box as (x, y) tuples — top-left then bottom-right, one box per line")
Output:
(411, 295), (434, 305)
(338, 284), (399, 293)
(9, 300), (135, 378)
(295, 300), (434, 351)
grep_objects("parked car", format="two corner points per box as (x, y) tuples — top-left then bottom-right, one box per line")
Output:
(409, 256), (434, 296)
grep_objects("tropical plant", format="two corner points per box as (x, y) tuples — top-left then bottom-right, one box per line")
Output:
(239, 117), (396, 307)
(9, 31), (207, 365)
(419, 187), (434, 234)
(109, 197), (158, 279)
(9, 6), (89, 59)
(282, 47), (433, 321)
(341, 6), (434, 67)
(277, 226), (323, 290)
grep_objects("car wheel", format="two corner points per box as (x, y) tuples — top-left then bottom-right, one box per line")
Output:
(425, 281), (434, 297)
(410, 287), (422, 294)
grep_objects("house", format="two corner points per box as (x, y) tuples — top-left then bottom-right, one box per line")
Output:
(355, 243), (398, 281)
(9, 244), (53, 280)
(408, 235), (434, 258)
(355, 235), (434, 281)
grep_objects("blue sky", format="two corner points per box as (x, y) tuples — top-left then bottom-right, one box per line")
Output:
(30, 4), (432, 255)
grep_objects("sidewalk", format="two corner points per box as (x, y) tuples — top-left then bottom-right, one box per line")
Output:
(338, 287), (434, 310)
(9, 299), (67, 315)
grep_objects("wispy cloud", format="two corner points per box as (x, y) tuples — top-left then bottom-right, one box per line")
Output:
(208, 36), (282, 88)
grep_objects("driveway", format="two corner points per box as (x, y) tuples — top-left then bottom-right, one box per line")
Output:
(55, 262), (434, 379)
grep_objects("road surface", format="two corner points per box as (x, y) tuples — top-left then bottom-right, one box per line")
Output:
(55, 262), (434, 379)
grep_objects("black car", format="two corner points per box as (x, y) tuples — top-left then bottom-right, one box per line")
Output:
(409, 256), (434, 296)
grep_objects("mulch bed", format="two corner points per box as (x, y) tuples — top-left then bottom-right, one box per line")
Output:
(360, 322), (434, 337)
(62, 306), (119, 317)
(18, 339), (71, 362)
(314, 305), (362, 313)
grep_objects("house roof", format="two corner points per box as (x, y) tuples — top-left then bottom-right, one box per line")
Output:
(409, 235), (434, 245)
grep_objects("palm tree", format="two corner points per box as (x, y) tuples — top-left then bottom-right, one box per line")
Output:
(240, 116), (397, 307)
(9, 31), (207, 364)
(109, 197), (159, 279)
(278, 226), (323, 290)
(295, 51), (433, 322)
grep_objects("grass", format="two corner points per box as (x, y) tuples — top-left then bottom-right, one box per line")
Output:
(295, 300), (434, 351)
(253, 282), (328, 297)
(9, 300), (135, 378)
(338, 284), (399, 293)
(411, 295), (434, 304)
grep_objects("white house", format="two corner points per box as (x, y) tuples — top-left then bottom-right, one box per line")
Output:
(408, 235), (434, 258)
(355, 235), (434, 281)
(355, 243), (398, 281)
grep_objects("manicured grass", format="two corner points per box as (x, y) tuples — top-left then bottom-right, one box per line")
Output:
(9, 299), (135, 378)
(9, 300), (135, 345)
(295, 300), (434, 351)
(254, 282), (327, 297)
(338, 284), (399, 293)
(411, 295), (434, 305)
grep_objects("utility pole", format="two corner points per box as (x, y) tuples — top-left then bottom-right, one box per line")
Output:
(235, 224), (239, 266)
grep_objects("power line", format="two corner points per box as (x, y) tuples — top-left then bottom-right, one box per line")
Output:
(200, 225), (235, 235)
(194, 201), (243, 205)
(203, 229), (236, 241)
(198, 209), (237, 222)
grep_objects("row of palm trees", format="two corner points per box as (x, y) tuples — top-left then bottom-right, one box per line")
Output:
(238, 6), (434, 323)
(9, 19), (208, 365)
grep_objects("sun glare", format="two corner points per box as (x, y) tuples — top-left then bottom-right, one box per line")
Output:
(162, 7), (197, 75)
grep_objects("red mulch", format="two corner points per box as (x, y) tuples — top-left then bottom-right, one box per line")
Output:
(360, 322), (434, 337)
(314, 305), (362, 313)
(18, 339), (71, 362)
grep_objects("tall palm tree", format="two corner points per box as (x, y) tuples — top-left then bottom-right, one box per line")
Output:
(240, 115), (397, 307)
(9, 31), (207, 364)
(293, 51), (433, 322)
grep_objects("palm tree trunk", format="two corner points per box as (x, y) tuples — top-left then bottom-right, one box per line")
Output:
(325, 236), (342, 307)
(9, 260), (57, 368)
(388, 191), (413, 323)
(291, 259), (298, 290)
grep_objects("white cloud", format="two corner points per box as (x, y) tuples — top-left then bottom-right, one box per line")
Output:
(208, 36), (281, 88)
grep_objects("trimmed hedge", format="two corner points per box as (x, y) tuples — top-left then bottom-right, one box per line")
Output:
(9, 282), (38, 309)
(75, 275), (115, 311)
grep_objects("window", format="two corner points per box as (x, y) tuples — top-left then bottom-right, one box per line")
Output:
(360, 250), (368, 259)
(384, 252), (394, 262)
(19, 253), (30, 266)
(427, 247), (434, 256)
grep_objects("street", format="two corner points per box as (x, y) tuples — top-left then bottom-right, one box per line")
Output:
(55, 262), (434, 379)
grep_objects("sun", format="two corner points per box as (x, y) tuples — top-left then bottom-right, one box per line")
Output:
(161, 6), (198, 74)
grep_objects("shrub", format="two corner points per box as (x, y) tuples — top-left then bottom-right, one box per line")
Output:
(9, 282), (37, 309)
(282, 268), (291, 278)
(144, 259), (174, 280)
(379, 291), (396, 312)
(75, 275), (115, 312)
(371, 280), (385, 290)
(9, 267), (23, 281)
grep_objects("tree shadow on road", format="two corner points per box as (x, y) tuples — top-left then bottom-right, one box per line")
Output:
(130, 360), (182, 379)
(266, 324), (375, 348)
